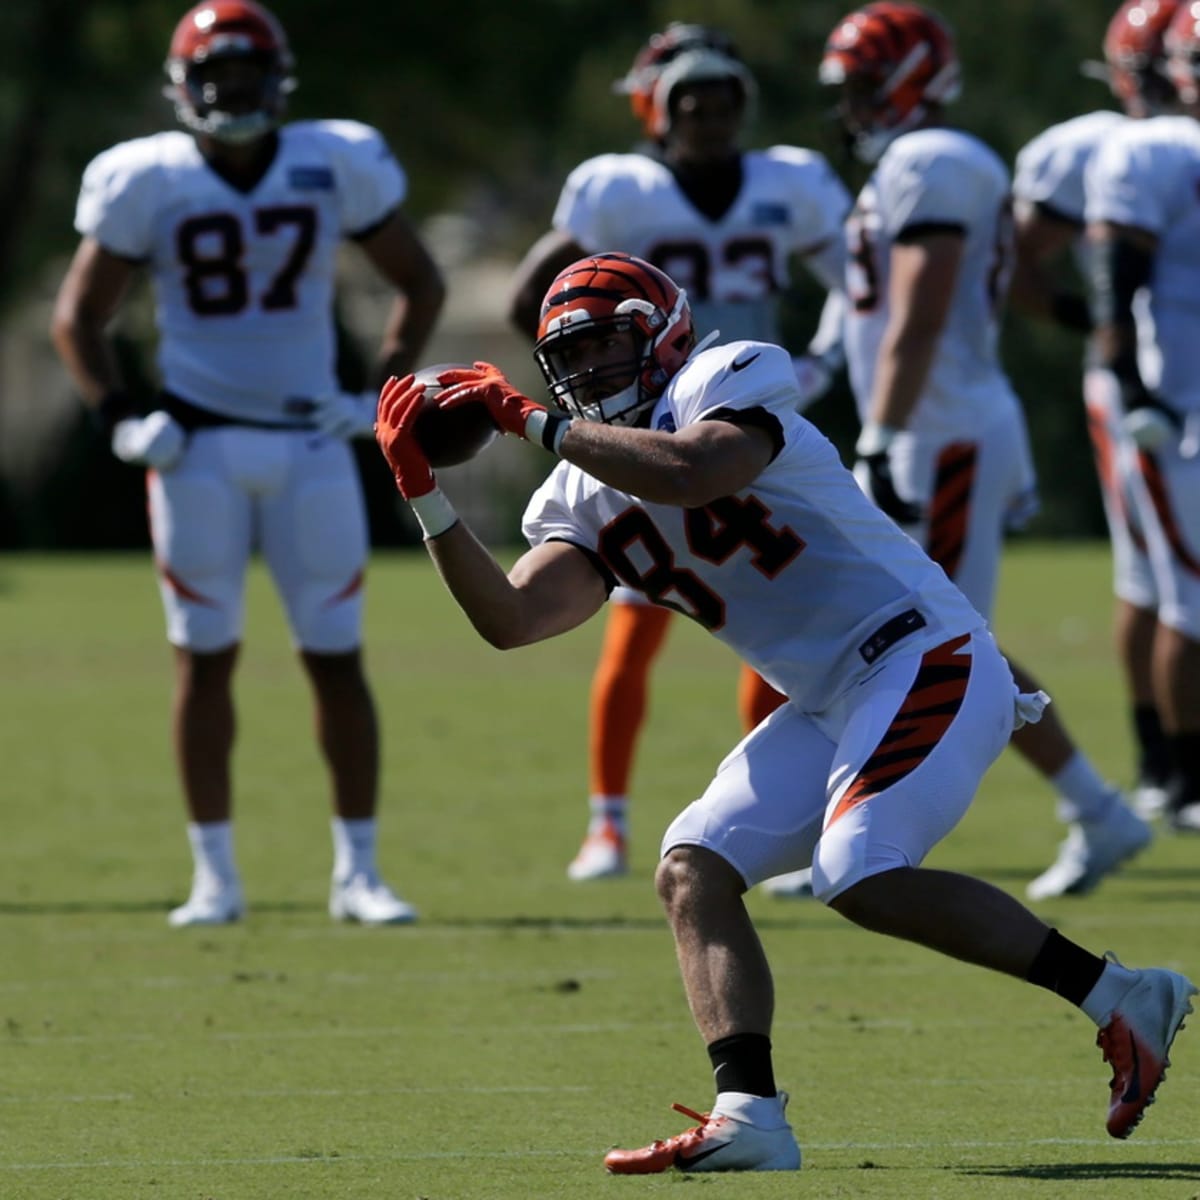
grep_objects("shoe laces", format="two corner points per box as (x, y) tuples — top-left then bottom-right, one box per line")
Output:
(652, 1103), (718, 1156)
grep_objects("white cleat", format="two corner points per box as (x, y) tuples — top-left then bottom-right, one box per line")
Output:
(1026, 802), (1153, 900)
(566, 828), (627, 881)
(760, 869), (814, 898)
(168, 876), (244, 927)
(1098, 965), (1197, 1138)
(329, 873), (418, 925)
(605, 1091), (801, 1174)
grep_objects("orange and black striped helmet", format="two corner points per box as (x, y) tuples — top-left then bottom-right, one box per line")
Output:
(819, 3), (960, 163)
(533, 253), (695, 425)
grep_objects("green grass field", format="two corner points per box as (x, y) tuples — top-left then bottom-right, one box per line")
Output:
(2, 542), (1198, 1199)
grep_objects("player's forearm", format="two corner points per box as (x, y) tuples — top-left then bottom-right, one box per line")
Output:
(558, 421), (730, 508)
(866, 326), (939, 430)
(423, 520), (539, 650)
(49, 318), (123, 409)
(377, 281), (447, 383)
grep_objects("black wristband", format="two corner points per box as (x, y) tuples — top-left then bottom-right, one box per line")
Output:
(1049, 291), (1093, 334)
(91, 390), (137, 436)
(539, 412), (572, 454)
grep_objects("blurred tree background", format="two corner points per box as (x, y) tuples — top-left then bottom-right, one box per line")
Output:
(1, 0), (1121, 547)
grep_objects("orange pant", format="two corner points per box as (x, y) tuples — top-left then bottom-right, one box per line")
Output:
(588, 603), (786, 796)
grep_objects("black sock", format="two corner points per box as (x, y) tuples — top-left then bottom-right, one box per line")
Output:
(1025, 928), (1106, 1006)
(1167, 732), (1200, 807)
(1133, 704), (1171, 785)
(707, 1032), (776, 1098)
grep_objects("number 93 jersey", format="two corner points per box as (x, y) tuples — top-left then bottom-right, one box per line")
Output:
(73, 121), (406, 424)
(522, 340), (984, 711)
(552, 148), (850, 346)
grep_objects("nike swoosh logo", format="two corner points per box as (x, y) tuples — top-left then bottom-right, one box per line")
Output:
(677, 1140), (730, 1169)
(730, 352), (760, 373)
(1120, 1032), (1142, 1104)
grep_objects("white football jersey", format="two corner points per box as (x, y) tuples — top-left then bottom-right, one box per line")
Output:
(522, 341), (985, 711)
(552, 148), (851, 345)
(843, 128), (1021, 436)
(74, 120), (406, 423)
(1085, 115), (1200, 412)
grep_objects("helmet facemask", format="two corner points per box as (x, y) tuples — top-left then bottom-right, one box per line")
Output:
(167, 51), (295, 144)
(535, 318), (651, 425)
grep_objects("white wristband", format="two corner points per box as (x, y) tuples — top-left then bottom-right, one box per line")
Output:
(408, 489), (459, 539)
(855, 422), (900, 458)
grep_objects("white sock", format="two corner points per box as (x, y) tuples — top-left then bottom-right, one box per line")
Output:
(332, 816), (377, 882)
(1052, 752), (1118, 824)
(1080, 956), (1140, 1026)
(587, 795), (628, 836)
(713, 1091), (787, 1128)
(187, 820), (237, 884)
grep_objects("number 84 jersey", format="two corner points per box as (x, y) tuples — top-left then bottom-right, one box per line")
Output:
(522, 341), (984, 710)
(73, 121), (406, 423)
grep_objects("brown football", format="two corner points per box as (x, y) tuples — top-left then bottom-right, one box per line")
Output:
(411, 363), (500, 468)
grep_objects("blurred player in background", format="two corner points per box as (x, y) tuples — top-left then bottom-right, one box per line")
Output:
(1011, 1), (1178, 887)
(375, 251), (1194, 1172)
(508, 23), (850, 886)
(1084, 0), (1200, 833)
(50, 0), (444, 926)
(819, 2), (1151, 901)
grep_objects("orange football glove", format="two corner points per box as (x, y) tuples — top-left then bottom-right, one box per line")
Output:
(375, 374), (436, 499)
(435, 361), (548, 440)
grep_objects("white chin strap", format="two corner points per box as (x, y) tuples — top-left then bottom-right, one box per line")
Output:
(578, 382), (646, 426)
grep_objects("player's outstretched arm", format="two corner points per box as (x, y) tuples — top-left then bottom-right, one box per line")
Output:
(375, 373), (605, 648)
(427, 531), (607, 649)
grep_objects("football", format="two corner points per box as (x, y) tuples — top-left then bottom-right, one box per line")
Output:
(411, 363), (500, 468)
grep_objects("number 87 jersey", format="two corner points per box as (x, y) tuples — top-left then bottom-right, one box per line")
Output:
(522, 339), (984, 711)
(73, 120), (406, 424)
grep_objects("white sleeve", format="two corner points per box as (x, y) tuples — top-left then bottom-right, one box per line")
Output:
(1085, 134), (1171, 235)
(673, 343), (800, 427)
(879, 150), (979, 236)
(322, 120), (408, 236)
(770, 148), (852, 245)
(550, 158), (618, 252)
(1014, 135), (1085, 223)
(521, 464), (584, 548)
(74, 144), (157, 259)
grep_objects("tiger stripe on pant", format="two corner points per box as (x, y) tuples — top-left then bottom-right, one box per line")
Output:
(827, 633), (972, 826)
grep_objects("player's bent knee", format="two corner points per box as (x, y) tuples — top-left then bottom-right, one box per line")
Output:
(656, 845), (746, 910)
